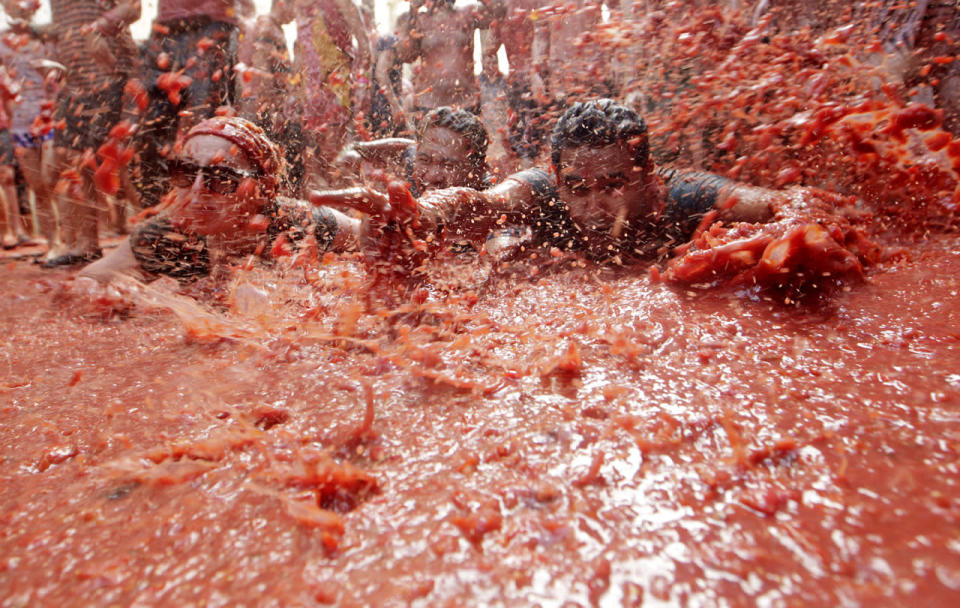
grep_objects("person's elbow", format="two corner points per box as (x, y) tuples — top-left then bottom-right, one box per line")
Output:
(719, 185), (776, 224)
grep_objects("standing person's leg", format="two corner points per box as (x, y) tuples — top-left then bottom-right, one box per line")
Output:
(44, 86), (125, 266)
(0, 163), (21, 249)
(46, 147), (105, 265)
(14, 136), (57, 250)
(75, 164), (101, 254)
(47, 146), (85, 263)
(0, 130), (28, 248)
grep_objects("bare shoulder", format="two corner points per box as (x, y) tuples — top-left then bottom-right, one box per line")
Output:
(460, 3), (487, 19)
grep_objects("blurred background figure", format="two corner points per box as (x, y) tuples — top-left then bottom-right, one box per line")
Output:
(237, 0), (305, 196)
(132, 0), (246, 209)
(44, 0), (140, 266)
(480, 0), (549, 170)
(397, 0), (504, 120)
(367, 28), (407, 138)
(289, 0), (373, 188)
(0, 0), (59, 252)
(0, 59), (26, 248)
(539, 0), (609, 106)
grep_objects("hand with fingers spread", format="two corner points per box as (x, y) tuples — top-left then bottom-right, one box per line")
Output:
(310, 179), (441, 273)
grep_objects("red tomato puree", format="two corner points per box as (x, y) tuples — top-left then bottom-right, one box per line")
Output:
(2, 232), (959, 605)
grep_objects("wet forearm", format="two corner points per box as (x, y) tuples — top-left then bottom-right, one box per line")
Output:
(354, 138), (415, 162)
(423, 174), (541, 245)
(327, 207), (362, 251)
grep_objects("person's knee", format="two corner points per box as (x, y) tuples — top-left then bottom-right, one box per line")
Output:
(0, 165), (16, 187)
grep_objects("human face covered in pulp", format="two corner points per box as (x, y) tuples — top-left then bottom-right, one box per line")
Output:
(412, 126), (480, 194)
(556, 142), (663, 257)
(168, 135), (266, 236)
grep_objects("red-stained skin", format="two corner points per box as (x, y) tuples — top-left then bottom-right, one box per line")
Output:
(556, 142), (661, 255)
(411, 126), (483, 193)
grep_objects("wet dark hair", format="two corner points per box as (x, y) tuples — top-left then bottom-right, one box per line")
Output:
(550, 99), (650, 170)
(417, 106), (489, 173)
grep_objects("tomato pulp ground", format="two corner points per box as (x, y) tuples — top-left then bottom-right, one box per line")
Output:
(2, 231), (959, 605)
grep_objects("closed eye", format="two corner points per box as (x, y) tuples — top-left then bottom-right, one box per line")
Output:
(603, 180), (627, 193)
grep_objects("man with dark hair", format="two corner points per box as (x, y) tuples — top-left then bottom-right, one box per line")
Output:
(542, 98), (759, 261)
(336, 106), (490, 196)
(412, 106), (489, 194)
(549, 98), (650, 170)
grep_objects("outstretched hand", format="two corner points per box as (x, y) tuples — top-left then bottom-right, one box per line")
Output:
(309, 180), (440, 274)
(309, 179), (423, 226)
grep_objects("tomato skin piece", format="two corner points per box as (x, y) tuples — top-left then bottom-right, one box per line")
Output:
(925, 131), (951, 152)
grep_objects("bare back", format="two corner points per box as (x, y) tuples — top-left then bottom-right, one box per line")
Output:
(543, 0), (605, 99)
(402, 3), (497, 109)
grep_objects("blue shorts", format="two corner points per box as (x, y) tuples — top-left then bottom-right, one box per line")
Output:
(11, 130), (54, 149)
